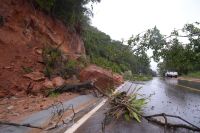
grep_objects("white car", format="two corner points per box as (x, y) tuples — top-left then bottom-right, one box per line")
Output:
(165, 71), (178, 78)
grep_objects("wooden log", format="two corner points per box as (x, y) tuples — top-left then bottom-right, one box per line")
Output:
(47, 81), (94, 96)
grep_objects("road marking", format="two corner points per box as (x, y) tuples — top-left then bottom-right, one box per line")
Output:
(177, 84), (200, 92)
(64, 82), (127, 133)
(64, 98), (107, 133)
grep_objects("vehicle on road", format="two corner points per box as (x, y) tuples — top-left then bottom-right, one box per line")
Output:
(165, 71), (178, 78)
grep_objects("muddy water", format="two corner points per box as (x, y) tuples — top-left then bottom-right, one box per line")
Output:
(76, 77), (200, 133)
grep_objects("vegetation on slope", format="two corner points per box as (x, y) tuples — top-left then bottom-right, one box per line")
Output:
(33, 0), (154, 81)
(34, 0), (100, 33)
(83, 26), (153, 79)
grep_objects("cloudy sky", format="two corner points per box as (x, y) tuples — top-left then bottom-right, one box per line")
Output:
(90, 0), (200, 71)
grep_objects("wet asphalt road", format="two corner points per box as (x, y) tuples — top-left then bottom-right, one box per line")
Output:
(75, 77), (200, 133)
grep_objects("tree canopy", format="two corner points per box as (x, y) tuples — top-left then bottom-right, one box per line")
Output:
(34, 0), (100, 32)
(128, 22), (200, 75)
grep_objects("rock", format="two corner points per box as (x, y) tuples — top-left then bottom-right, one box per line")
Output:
(12, 112), (20, 116)
(79, 65), (124, 91)
(7, 105), (14, 110)
(10, 96), (18, 100)
(43, 79), (54, 89)
(52, 77), (65, 87)
(24, 71), (45, 81)
(34, 47), (43, 55)
(32, 83), (43, 94)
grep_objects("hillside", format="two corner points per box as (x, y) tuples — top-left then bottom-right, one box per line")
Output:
(0, 0), (85, 97)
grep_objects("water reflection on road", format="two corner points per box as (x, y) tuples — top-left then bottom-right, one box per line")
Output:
(138, 77), (200, 126)
(76, 77), (200, 133)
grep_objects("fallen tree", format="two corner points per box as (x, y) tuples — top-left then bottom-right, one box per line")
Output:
(46, 81), (94, 96)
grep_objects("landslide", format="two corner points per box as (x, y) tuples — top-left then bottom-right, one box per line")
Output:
(0, 0), (85, 98)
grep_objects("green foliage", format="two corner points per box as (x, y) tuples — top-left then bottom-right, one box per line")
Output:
(83, 26), (152, 75)
(106, 87), (147, 123)
(42, 46), (62, 77)
(91, 56), (122, 73)
(123, 70), (133, 80)
(128, 22), (200, 75)
(42, 45), (80, 78)
(48, 92), (59, 98)
(131, 74), (152, 81)
(35, 0), (55, 12)
(123, 70), (152, 81)
(63, 59), (78, 77)
(34, 0), (100, 32)
(0, 15), (4, 27)
(184, 71), (200, 79)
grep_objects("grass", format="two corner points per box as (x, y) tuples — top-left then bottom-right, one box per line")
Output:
(184, 71), (200, 79)
(48, 92), (60, 98)
(131, 75), (152, 81)
(124, 74), (152, 81)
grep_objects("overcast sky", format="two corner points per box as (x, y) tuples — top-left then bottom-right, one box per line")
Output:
(90, 0), (200, 71)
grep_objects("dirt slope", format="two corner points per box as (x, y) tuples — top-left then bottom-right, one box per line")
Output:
(0, 0), (85, 98)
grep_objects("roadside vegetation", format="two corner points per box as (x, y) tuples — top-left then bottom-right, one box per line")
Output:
(83, 26), (154, 80)
(126, 22), (200, 76)
(183, 71), (200, 79)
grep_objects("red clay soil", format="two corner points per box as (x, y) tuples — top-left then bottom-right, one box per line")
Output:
(0, 0), (85, 98)
(0, 0), (124, 122)
(0, 92), (79, 122)
(0, 0), (85, 122)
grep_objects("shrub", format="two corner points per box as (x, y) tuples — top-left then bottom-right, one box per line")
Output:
(42, 46), (62, 78)
(0, 15), (4, 27)
(35, 0), (55, 12)
(64, 59), (78, 76)
(123, 70), (133, 80)
(91, 56), (122, 73)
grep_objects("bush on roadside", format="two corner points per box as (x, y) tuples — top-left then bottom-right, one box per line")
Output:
(184, 71), (200, 79)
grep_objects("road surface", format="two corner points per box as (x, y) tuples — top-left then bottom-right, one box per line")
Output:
(75, 77), (200, 133)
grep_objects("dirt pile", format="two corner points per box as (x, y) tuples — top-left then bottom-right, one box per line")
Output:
(0, 0), (85, 98)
